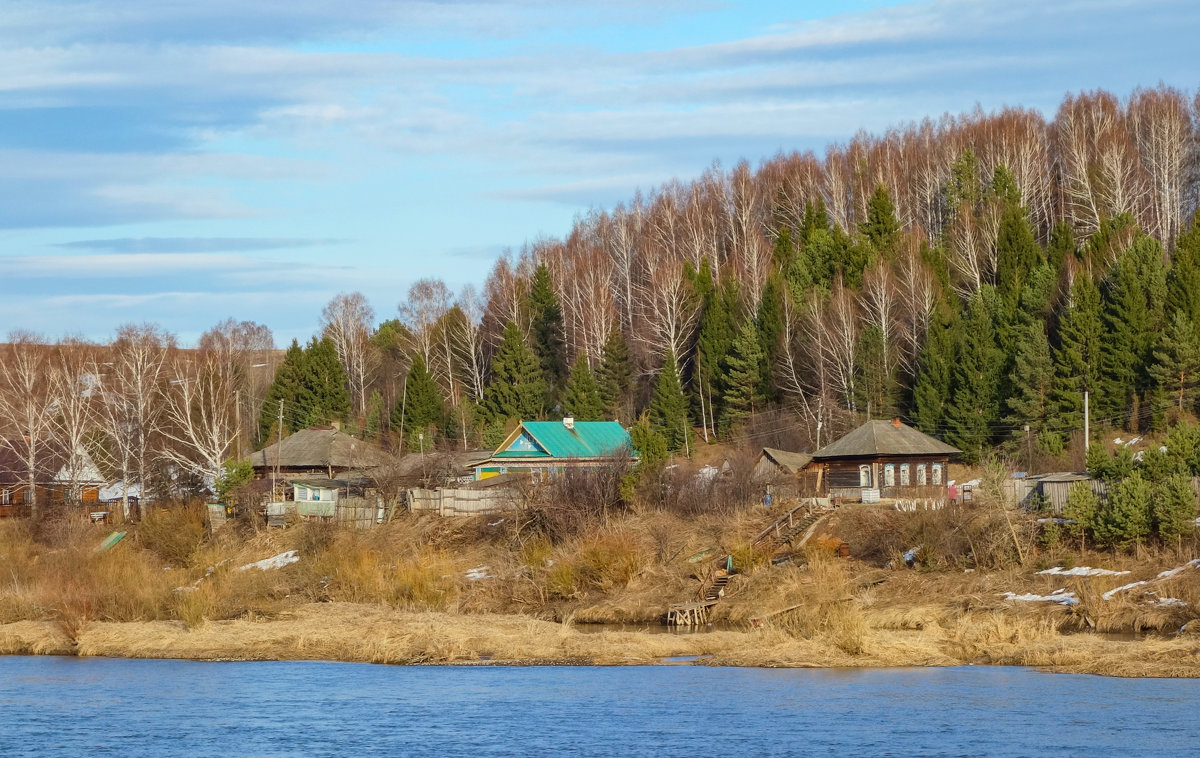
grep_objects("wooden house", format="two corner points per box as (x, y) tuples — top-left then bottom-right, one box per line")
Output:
(0, 441), (108, 516)
(475, 418), (636, 480)
(753, 448), (814, 482)
(249, 425), (391, 480)
(811, 419), (960, 502)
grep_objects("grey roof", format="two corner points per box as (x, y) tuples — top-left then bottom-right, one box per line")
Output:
(1033, 472), (1092, 483)
(759, 448), (813, 474)
(812, 420), (961, 460)
(249, 427), (391, 470)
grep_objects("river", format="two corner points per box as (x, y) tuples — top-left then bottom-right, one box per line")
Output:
(1, 657), (1195, 756)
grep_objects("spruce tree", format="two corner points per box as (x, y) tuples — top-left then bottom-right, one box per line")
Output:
(854, 324), (897, 419)
(1166, 210), (1200, 332)
(945, 288), (1002, 461)
(563, 353), (604, 421)
(259, 338), (306, 442)
(1051, 275), (1103, 430)
(860, 184), (899, 256)
(1006, 320), (1060, 453)
(720, 321), (764, 432)
(364, 390), (384, 440)
(1098, 236), (1168, 428)
(528, 263), (566, 409)
(1151, 312), (1200, 413)
(483, 321), (544, 424)
(694, 271), (738, 429)
(651, 352), (691, 453)
(393, 353), (444, 448)
(1045, 220), (1077, 273)
(994, 200), (1042, 313)
(595, 327), (632, 422)
(912, 301), (958, 435)
(755, 273), (784, 398)
(297, 337), (351, 429)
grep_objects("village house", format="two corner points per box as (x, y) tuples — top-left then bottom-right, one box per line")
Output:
(249, 425), (391, 481)
(810, 418), (960, 503)
(0, 441), (108, 517)
(753, 447), (814, 483)
(475, 418), (636, 480)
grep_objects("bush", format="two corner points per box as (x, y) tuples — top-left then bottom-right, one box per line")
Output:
(136, 504), (208, 567)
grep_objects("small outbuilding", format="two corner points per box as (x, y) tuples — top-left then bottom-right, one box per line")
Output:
(753, 448), (814, 482)
(811, 418), (960, 502)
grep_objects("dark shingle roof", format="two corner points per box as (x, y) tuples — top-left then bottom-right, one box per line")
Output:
(249, 427), (391, 470)
(811, 420), (960, 460)
(759, 448), (813, 474)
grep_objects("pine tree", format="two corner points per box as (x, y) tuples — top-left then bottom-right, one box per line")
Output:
(720, 321), (764, 432)
(528, 263), (566, 409)
(393, 353), (444, 448)
(1153, 473), (1198, 544)
(1163, 421), (1200, 475)
(1094, 471), (1152, 551)
(1098, 236), (1168, 428)
(912, 301), (958, 435)
(483, 321), (544, 424)
(1052, 275), (1103, 430)
(651, 351), (691, 453)
(297, 337), (351, 429)
(860, 184), (899, 256)
(629, 412), (668, 470)
(1151, 312), (1200, 413)
(1006, 320), (1060, 453)
(945, 288), (1002, 461)
(1062, 481), (1099, 551)
(596, 327), (632, 422)
(259, 338), (306, 442)
(563, 353), (604, 421)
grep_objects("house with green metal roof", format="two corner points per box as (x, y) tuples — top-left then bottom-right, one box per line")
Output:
(475, 418), (636, 480)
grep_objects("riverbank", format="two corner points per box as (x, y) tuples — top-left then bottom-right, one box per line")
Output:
(3, 602), (1197, 677)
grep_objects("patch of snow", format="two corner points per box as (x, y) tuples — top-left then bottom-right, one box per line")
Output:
(1113, 437), (1124, 445)
(487, 519), (505, 527)
(465, 566), (491, 582)
(238, 550), (299, 572)
(1102, 580), (1148, 601)
(962, 479), (981, 488)
(1036, 517), (1076, 525)
(1152, 597), (1187, 608)
(1037, 566), (1131, 577)
(1099, 559), (1200, 600)
(1001, 590), (1079, 606)
(1133, 450), (1145, 462)
(1155, 557), (1200, 580)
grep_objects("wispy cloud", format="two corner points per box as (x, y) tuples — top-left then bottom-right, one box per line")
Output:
(57, 236), (346, 253)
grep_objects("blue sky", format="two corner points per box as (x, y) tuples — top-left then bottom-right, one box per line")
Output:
(2, 0), (1198, 345)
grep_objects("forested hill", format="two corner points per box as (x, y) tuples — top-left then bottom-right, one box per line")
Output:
(407, 84), (1196, 464)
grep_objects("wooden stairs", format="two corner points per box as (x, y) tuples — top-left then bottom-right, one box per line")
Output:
(666, 498), (838, 626)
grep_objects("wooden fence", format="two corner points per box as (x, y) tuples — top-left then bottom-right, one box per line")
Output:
(406, 487), (521, 516)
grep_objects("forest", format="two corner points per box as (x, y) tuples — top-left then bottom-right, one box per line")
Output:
(4, 84), (1200, 508)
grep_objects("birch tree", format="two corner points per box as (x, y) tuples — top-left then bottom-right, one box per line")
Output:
(320, 292), (376, 415)
(0, 333), (54, 518)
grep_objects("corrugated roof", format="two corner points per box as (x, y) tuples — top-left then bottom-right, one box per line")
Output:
(493, 421), (632, 460)
(759, 448), (813, 474)
(811, 420), (960, 459)
(249, 427), (391, 470)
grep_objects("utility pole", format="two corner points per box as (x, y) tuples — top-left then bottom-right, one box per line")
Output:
(234, 389), (241, 459)
(397, 373), (408, 452)
(1083, 390), (1090, 451)
(274, 399), (284, 500)
(1024, 424), (1031, 473)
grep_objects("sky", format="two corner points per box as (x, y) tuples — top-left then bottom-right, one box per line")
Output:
(1, 0), (1199, 346)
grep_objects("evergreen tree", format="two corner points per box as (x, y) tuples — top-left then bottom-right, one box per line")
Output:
(563, 353), (604, 421)
(364, 390), (384, 440)
(1151, 312), (1200, 413)
(1062, 481), (1099, 551)
(1052, 275), (1103, 431)
(1153, 473), (1198, 544)
(1007, 320), (1060, 454)
(694, 271), (739, 429)
(528, 263), (566, 409)
(651, 351), (691, 453)
(755, 273), (784, 398)
(259, 338), (306, 442)
(945, 149), (981, 211)
(1098, 236), (1168, 428)
(629, 412), (668, 470)
(720, 321), (764, 432)
(945, 288), (1002, 461)
(855, 324), (897, 418)
(772, 226), (797, 271)
(1166, 210), (1200, 331)
(860, 184), (899, 256)
(995, 200), (1042, 313)
(296, 337), (351, 429)
(1045, 220), (1077, 273)
(483, 321), (544, 424)
(595, 327), (633, 422)
(1163, 421), (1200, 475)
(1094, 471), (1152, 551)
(912, 301), (958, 435)
(393, 354), (444, 448)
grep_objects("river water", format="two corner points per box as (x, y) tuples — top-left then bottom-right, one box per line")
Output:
(1, 657), (1195, 756)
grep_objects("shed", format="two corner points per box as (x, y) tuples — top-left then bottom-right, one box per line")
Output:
(475, 418), (636, 480)
(1022, 472), (1108, 515)
(753, 448), (814, 482)
(811, 418), (960, 502)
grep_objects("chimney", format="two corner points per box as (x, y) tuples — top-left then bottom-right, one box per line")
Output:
(891, 418), (902, 428)
(563, 417), (575, 430)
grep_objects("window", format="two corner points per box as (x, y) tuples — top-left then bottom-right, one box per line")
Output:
(884, 464), (895, 487)
(899, 464), (910, 486)
(298, 487), (309, 501)
(0, 488), (8, 505)
(931, 463), (943, 485)
(916, 464), (927, 486)
(858, 465), (871, 487)
(312, 489), (321, 501)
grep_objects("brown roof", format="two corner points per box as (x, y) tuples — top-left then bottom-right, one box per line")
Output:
(812, 420), (960, 460)
(249, 427), (391, 471)
(759, 448), (813, 474)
